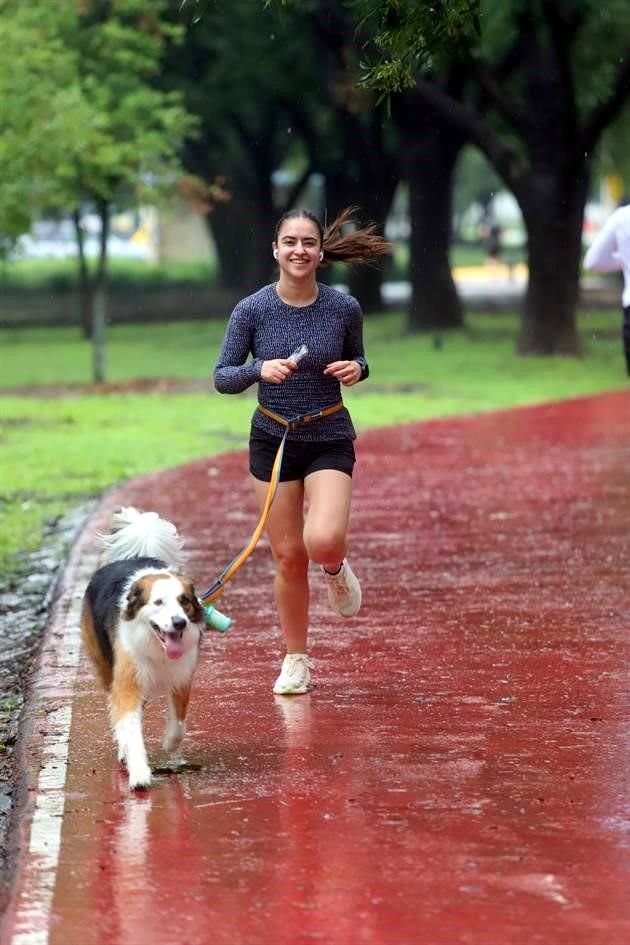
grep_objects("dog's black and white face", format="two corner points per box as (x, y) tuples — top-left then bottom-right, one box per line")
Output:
(124, 573), (204, 661)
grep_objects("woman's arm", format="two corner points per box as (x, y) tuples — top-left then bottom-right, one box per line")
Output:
(213, 302), (264, 394)
(584, 210), (622, 272)
(324, 296), (369, 387)
(343, 297), (369, 382)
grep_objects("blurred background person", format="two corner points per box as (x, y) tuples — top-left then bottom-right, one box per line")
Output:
(583, 200), (630, 377)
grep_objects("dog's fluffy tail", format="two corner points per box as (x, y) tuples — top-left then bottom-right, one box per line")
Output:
(99, 506), (185, 569)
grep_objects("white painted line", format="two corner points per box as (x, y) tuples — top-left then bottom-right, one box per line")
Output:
(8, 557), (97, 945)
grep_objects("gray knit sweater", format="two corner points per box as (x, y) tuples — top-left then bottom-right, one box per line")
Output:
(213, 282), (369, 441)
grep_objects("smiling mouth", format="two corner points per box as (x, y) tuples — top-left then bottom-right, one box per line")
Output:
(150, 622), (186, 660)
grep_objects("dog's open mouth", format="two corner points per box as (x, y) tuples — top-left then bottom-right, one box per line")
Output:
(151, 623), (185, 661)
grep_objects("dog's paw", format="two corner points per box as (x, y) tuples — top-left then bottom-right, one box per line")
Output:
(162, 733), (184, 754)
(162, 721), (184, 754)
(128, 761), (152, 791)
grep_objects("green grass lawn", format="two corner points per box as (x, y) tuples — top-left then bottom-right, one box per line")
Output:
(0, 256), (217, 291)
(0, 245), (491, 294)
(0, 309), (626, 580)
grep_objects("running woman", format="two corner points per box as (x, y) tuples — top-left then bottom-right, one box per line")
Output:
(213, 207), (391, 694)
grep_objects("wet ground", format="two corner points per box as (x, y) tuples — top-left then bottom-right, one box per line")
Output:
(0, 507), (93, 875)
(1, 392), (629, 945)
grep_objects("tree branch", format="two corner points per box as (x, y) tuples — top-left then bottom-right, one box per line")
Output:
(466, 58), (532, 139)
(540, 0), (579, 133)
(581, 56), (630, 155)
(411, 76), (524, 193)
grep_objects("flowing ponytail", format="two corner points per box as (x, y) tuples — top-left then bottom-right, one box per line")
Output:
(274, 207), (393, 267)
(322, 207), (393, 266)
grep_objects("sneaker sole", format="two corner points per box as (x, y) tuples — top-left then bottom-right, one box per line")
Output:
(337, 602), (361, 617)
(273, 685), (309, 695)
(335, 589), (362, 617)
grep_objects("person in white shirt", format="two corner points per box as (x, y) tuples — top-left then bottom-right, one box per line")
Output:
(583, 202), (630, 376)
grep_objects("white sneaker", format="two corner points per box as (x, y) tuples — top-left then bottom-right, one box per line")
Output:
(322, 559), (362, 617)
(273, 653), (314, 695)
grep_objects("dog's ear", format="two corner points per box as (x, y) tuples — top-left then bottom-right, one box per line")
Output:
(124, 580), (147, 621)
(178, 579), (204, 623)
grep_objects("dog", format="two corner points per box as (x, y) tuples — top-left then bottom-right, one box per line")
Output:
(81, 506), (206, 790)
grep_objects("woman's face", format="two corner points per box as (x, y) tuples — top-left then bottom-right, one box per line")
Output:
(273, 218), (322, 279)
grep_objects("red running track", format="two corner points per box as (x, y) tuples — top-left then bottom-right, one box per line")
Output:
(2, 392), (629, 945)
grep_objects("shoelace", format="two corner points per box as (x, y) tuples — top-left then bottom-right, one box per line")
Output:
(325, 569), (349, 592)
(285, 654), (314, 673)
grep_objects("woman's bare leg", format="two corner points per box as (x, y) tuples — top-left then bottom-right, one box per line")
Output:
(251, 476), (309, 652)
(304, 469), (361, 617)
(303, 469), (353, 570)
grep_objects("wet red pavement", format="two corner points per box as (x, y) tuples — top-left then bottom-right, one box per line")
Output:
(2, 391), (629, 945)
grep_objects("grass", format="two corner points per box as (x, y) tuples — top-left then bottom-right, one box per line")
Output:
(0, 245), (493, 294)
(0, 308), (626, 580)
(0, 257), (217, 291)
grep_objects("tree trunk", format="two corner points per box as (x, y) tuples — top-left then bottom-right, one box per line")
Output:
(92, 284), (107, 383)
(324, 144), (398, 313)
(210, 184), (274, 294)
(331, 161), (397, 313)
(73, 209), (92, 339)
(346, 266), (387, 312)
(79, 280), (94, 340)
(397, 105), (465, 333)
(91, 200), (110, 383)
(516, 168), (589, 355)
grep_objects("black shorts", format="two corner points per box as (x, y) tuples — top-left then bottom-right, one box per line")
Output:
(249, 430), (356, 482)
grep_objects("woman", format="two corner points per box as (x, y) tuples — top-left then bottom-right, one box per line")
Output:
(583, 200), (630, 377)
(213, 207), (391, 695)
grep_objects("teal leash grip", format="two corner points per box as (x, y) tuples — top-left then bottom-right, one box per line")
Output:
(203, 602), (232, 633)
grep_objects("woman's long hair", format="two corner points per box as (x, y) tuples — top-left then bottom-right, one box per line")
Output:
(274, 207), (393, 266)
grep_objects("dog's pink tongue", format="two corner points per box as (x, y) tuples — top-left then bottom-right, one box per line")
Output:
(165, 636), (185, 660)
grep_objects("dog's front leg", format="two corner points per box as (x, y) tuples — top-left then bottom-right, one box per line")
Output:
(114, 709), (151, 790)
(163, 685), (191, 758)
(110, 645), (151, 790)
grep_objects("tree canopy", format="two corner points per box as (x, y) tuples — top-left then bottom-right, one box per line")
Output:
(0, 3), (93, 248)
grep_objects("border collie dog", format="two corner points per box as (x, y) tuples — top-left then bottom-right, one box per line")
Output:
(81, 507), (205, 790)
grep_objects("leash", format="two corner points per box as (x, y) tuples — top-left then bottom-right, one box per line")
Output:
(200, 400), (343, 604)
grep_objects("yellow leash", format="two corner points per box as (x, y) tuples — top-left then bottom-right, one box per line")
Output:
(200, 401), (343, 603)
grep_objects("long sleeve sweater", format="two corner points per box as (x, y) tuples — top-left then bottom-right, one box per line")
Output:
(213, 282), (369, 441)
(583, 205), (630, 307)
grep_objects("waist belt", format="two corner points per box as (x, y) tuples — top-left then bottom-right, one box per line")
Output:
(257, 401), (344, 431)
(200, 401), (343, 604)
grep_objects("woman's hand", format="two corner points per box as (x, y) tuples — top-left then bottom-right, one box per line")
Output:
(261, 358), (297, 384)
(323, 360), (362, 387)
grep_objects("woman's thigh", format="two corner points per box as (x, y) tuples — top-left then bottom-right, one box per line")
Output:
(303, 469), (353, 545)
(251, 475), (306, 561)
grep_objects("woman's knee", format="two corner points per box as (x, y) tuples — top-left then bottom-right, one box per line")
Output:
(272, 542), (309, 580)
(303, 525), (346, 564)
